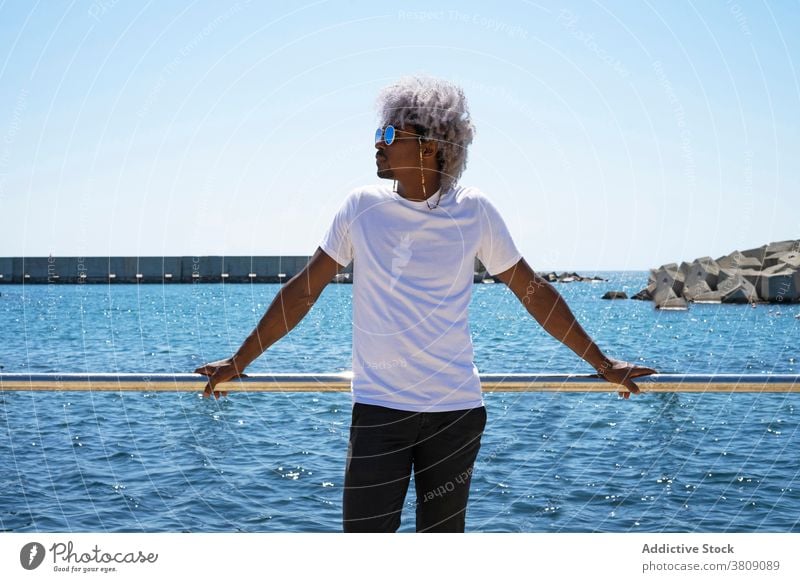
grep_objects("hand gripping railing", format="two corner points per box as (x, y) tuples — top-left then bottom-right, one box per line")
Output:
(0, 373), (798, 392)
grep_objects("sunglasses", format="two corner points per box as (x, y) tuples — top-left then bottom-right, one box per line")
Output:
(375, 125), (428, 146)
(374, 125), (396, 145)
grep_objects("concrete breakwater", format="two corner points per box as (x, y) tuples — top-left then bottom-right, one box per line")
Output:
(0, 256), (492, 284)
(632, 240), (800, 309)
(0, 256), (323, 284)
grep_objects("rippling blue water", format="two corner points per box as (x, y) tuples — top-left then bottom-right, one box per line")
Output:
(1, 273), (798, 532)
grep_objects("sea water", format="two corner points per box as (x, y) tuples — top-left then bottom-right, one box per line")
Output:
(0, 273), (798, 532)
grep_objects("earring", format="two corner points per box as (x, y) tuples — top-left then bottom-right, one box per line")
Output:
(420, 139), (438, 210)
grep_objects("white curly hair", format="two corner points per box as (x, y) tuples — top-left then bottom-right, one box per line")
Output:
(376, 76), (475, 191)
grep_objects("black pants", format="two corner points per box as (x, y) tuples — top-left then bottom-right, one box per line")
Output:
(343, 402), (487, 533)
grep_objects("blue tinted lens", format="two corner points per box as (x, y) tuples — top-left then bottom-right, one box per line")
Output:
(375, 125), (395, 145)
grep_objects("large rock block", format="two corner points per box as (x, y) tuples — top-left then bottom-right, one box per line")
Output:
(683, 256), (720, 298)
(652, 263), (685, 303)
(765, 240), (799, 254)
(740, 245), (768, 265)
(717, 268), (735, 285)
(602, 291), (628, 300)
(718, 267), (762, 288)
(764, 250), (800, 270)
(796, 270), (800, 301)
(717, 251), (762, 271)
(758, 267), (799, 302)
(655, 289), (688, 310)
(684, 280), (713, 301)
(632, 281), (656, 300)
(718, 273), (758, 303)
(739, 268), (765, 288)
(692, 289), (724, 303)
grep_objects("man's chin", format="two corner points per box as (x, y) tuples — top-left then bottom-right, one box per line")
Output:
(377, 168), (393, 179)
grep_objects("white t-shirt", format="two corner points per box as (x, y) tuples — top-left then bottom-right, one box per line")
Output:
(319, 184), (522, 412)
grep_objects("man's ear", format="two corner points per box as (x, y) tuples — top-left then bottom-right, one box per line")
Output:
(421, 139), (438, 159)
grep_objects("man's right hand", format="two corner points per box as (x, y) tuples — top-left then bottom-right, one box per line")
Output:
(192, 248), (340, 400)
(194, 357), (247, 399)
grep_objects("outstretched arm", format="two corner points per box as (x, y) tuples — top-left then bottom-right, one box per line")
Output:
(494, 258), (656, 398)
(194, 247), (344, 397)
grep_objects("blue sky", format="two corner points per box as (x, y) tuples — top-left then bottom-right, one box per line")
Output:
(0, 0), (797, 270)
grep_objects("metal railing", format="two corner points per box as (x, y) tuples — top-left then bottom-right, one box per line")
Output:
(0, 373), (798, 392)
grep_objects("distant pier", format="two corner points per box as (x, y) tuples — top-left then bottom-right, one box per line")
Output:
(0, 256), (331, 284)
(0, 256), (499, 285)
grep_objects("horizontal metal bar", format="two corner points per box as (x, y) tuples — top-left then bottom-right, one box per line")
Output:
(0, 373), (798, 393)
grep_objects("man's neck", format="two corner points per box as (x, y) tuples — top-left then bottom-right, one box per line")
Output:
(395, 175), (442, 201)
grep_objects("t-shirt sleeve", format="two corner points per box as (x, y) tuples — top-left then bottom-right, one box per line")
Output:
(319, 192), (357, 267)
(476, 195), (522, 276)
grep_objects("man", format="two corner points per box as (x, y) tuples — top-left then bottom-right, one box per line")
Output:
(195, 76), (656, 533)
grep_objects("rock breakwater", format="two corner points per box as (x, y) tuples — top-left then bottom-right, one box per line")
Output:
(633, 240), (799, 309)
